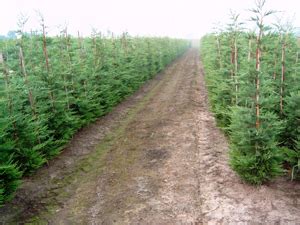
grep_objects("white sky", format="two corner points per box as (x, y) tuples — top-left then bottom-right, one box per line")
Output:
(0, 0), (299, 38)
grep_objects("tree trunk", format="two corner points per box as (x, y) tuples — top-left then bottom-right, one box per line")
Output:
(77, 31), (88, 98)
(230, 44), (235, 104)
(1, 52), (18, 139)
(19, 46), (41, 144)
(248, 39), (252, 62)
(42, 24), (50, 72)
(273, 57), (277, 80)
(280, 42), (286, 114)
(255, 32), (262, 129)
(41, 23), (55, 108)
(234, 37), (238, 104)
(19, 47), (36, 116)
(216, 36), (222, 69)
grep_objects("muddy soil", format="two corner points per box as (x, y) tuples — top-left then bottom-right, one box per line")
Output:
(1, 49), (300, 224)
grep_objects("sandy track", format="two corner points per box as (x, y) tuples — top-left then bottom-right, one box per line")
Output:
(1, 49), (300, 224)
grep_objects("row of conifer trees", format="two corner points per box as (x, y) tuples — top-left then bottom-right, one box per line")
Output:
(201, 0), (300, 184)
(0, 21), (189, 204)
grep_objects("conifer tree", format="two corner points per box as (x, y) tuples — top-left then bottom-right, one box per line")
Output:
(0, 19), (189, 203)
(201, 0), (297, 184)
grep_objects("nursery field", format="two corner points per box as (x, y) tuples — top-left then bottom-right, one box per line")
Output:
(1, 47), (300, 224)
(1, 0), (300, 223)
(0, 29), (189, 206)
(201, 0), (300, 185)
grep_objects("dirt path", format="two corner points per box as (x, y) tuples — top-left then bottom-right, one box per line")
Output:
(1, 49), (300, 224)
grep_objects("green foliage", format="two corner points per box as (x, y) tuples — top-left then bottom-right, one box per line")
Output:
(0, 33), (189, 204)
(200, 2), (299, 184)
(230, 151), (283, 185)
(282, 91), (300, 149)
(0, 162), (22, 205)
(282, 144), (300, 180)
(283, 91), (300, 180)
(229, 107), (283, 184)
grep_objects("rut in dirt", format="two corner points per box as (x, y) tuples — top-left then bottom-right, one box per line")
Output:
(1, 49), (300, 224)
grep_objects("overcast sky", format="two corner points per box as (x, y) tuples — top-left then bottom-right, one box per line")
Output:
(1, 0), (299, 38)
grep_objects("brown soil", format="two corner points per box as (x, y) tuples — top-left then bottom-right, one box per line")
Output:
(1, 49), (300, 224)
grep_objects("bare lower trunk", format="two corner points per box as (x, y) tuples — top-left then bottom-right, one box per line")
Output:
(255, 38), (261, 129)
(216, 36), (222, 69)
(77, 31), (88, 97)
(280, 43), (286, 115)
(230, 45), (234, 104)
(41, 23), (55, 108)
(1, 52), (18, 138)
(248, 39), (252, 62)
(42, 24), (50, 72)
(234, 38), (238, 104)
(19, 46), (41, 143)
(273, 57), (277, 79)
(19, 47), (36, 116)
